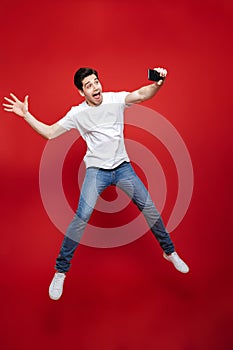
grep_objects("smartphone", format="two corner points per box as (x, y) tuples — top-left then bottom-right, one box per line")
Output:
(148, 69), (164, 82)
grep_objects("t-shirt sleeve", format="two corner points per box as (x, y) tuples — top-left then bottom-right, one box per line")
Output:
(57, 107), (76, 131)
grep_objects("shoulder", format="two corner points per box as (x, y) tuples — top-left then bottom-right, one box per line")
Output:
(103, 91), (129, 104)
(68, 101), (87, 115)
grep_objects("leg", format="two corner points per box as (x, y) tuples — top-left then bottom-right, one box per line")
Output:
(115, 163), (189, 273)
(116, 162), (175, 254)
(55, 167), (110, 273)
(49, 167), (111, 300)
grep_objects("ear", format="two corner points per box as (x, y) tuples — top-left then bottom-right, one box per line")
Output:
(78, 89), (85, 97)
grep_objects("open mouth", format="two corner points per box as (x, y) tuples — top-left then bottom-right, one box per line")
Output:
(93, 92), (101, 99)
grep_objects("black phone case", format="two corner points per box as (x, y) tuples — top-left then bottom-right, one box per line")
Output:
(148, 69), (164, 82)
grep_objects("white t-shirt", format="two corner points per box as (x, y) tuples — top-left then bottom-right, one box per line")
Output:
(57, 91), (130, 169)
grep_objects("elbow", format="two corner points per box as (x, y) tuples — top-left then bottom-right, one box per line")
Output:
(42, 132), (50, 140)
(44, 131), (54, 140)
(46, 133), (55, 140)
(45, 126), (56, 140)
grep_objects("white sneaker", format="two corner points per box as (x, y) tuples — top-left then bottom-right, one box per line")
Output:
(49, 272), (66, 300)
(163, 252), (189, 273)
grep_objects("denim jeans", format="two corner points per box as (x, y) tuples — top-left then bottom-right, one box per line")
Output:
(55, 162), (175, 272)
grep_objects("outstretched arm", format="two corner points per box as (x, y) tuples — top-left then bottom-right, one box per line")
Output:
(3, 93), (67, 140)
(125, 67), (167, 105)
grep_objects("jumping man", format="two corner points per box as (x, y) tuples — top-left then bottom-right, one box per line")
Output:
(3, 67), (189, 301)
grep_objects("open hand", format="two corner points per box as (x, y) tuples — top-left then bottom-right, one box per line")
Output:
(3, 93), (28, 117)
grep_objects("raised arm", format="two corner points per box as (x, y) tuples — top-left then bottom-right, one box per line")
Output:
(3, 93), (67, 140)
(125, 67), (167, 105)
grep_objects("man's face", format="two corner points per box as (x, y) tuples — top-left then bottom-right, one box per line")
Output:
(79, 74), (103, 106)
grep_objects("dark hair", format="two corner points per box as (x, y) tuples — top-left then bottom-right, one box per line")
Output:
(74, 67), (99, 90)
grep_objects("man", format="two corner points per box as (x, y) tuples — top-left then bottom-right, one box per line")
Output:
(3, 67), (189, 301)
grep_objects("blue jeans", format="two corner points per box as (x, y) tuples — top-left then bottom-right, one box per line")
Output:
(55, 162), (175, 272)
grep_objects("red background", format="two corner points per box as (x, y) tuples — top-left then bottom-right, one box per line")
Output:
(1, 0), (233, 349)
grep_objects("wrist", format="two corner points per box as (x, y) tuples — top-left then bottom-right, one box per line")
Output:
(23, 111), (30, 119)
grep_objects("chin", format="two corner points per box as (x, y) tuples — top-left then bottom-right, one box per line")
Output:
(95, 99), (103, 106)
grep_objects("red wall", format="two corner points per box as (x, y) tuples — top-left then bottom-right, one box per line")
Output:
(1, 0), (233, 349)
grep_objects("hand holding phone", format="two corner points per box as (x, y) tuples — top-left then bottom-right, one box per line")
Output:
(148, 68), (167, 84)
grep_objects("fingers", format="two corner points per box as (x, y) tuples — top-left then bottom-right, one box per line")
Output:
(3, 97), (14, 112)
(3, 93), (28, 107)
(3, 103), (13, 108)
(3, 93), (24, 114)
(24, 95), (29, 104)
(3, 93), (27, 117)
(4, 96), (15, 104)
(157, 80), (164, 86)
(154, 67), (168, 78)
(3, 93), (21, 106)
(10, 93), (20, 102)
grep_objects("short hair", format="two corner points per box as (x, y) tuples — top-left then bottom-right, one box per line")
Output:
(74, 67), (99, 90)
